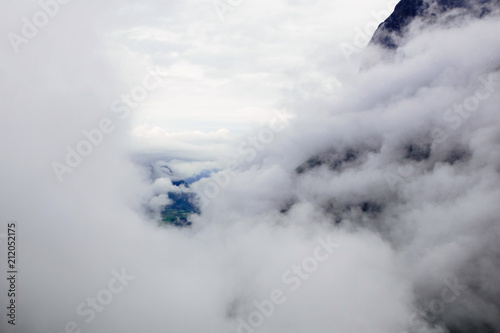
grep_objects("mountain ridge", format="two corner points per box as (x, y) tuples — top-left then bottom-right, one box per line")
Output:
(369, 0), (500, 49)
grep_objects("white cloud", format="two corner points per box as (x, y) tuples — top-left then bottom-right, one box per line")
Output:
(1, 1), (500, 333)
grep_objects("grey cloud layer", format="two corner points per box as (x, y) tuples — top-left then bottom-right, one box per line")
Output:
(0, 1), (499, 333)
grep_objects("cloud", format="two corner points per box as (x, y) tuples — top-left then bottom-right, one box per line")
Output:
(0, 1), (499, 333)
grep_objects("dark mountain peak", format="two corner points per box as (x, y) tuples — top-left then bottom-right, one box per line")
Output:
(370, 0), (500, 49)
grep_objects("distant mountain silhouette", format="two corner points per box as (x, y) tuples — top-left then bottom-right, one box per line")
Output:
(370, 0), (500, 49)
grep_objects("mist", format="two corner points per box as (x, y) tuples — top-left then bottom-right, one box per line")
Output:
(0, 1), (499, 333)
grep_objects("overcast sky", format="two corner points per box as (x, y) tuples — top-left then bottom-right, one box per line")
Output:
(115, 0), (396, 159)
(1, 0), (397, 160)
